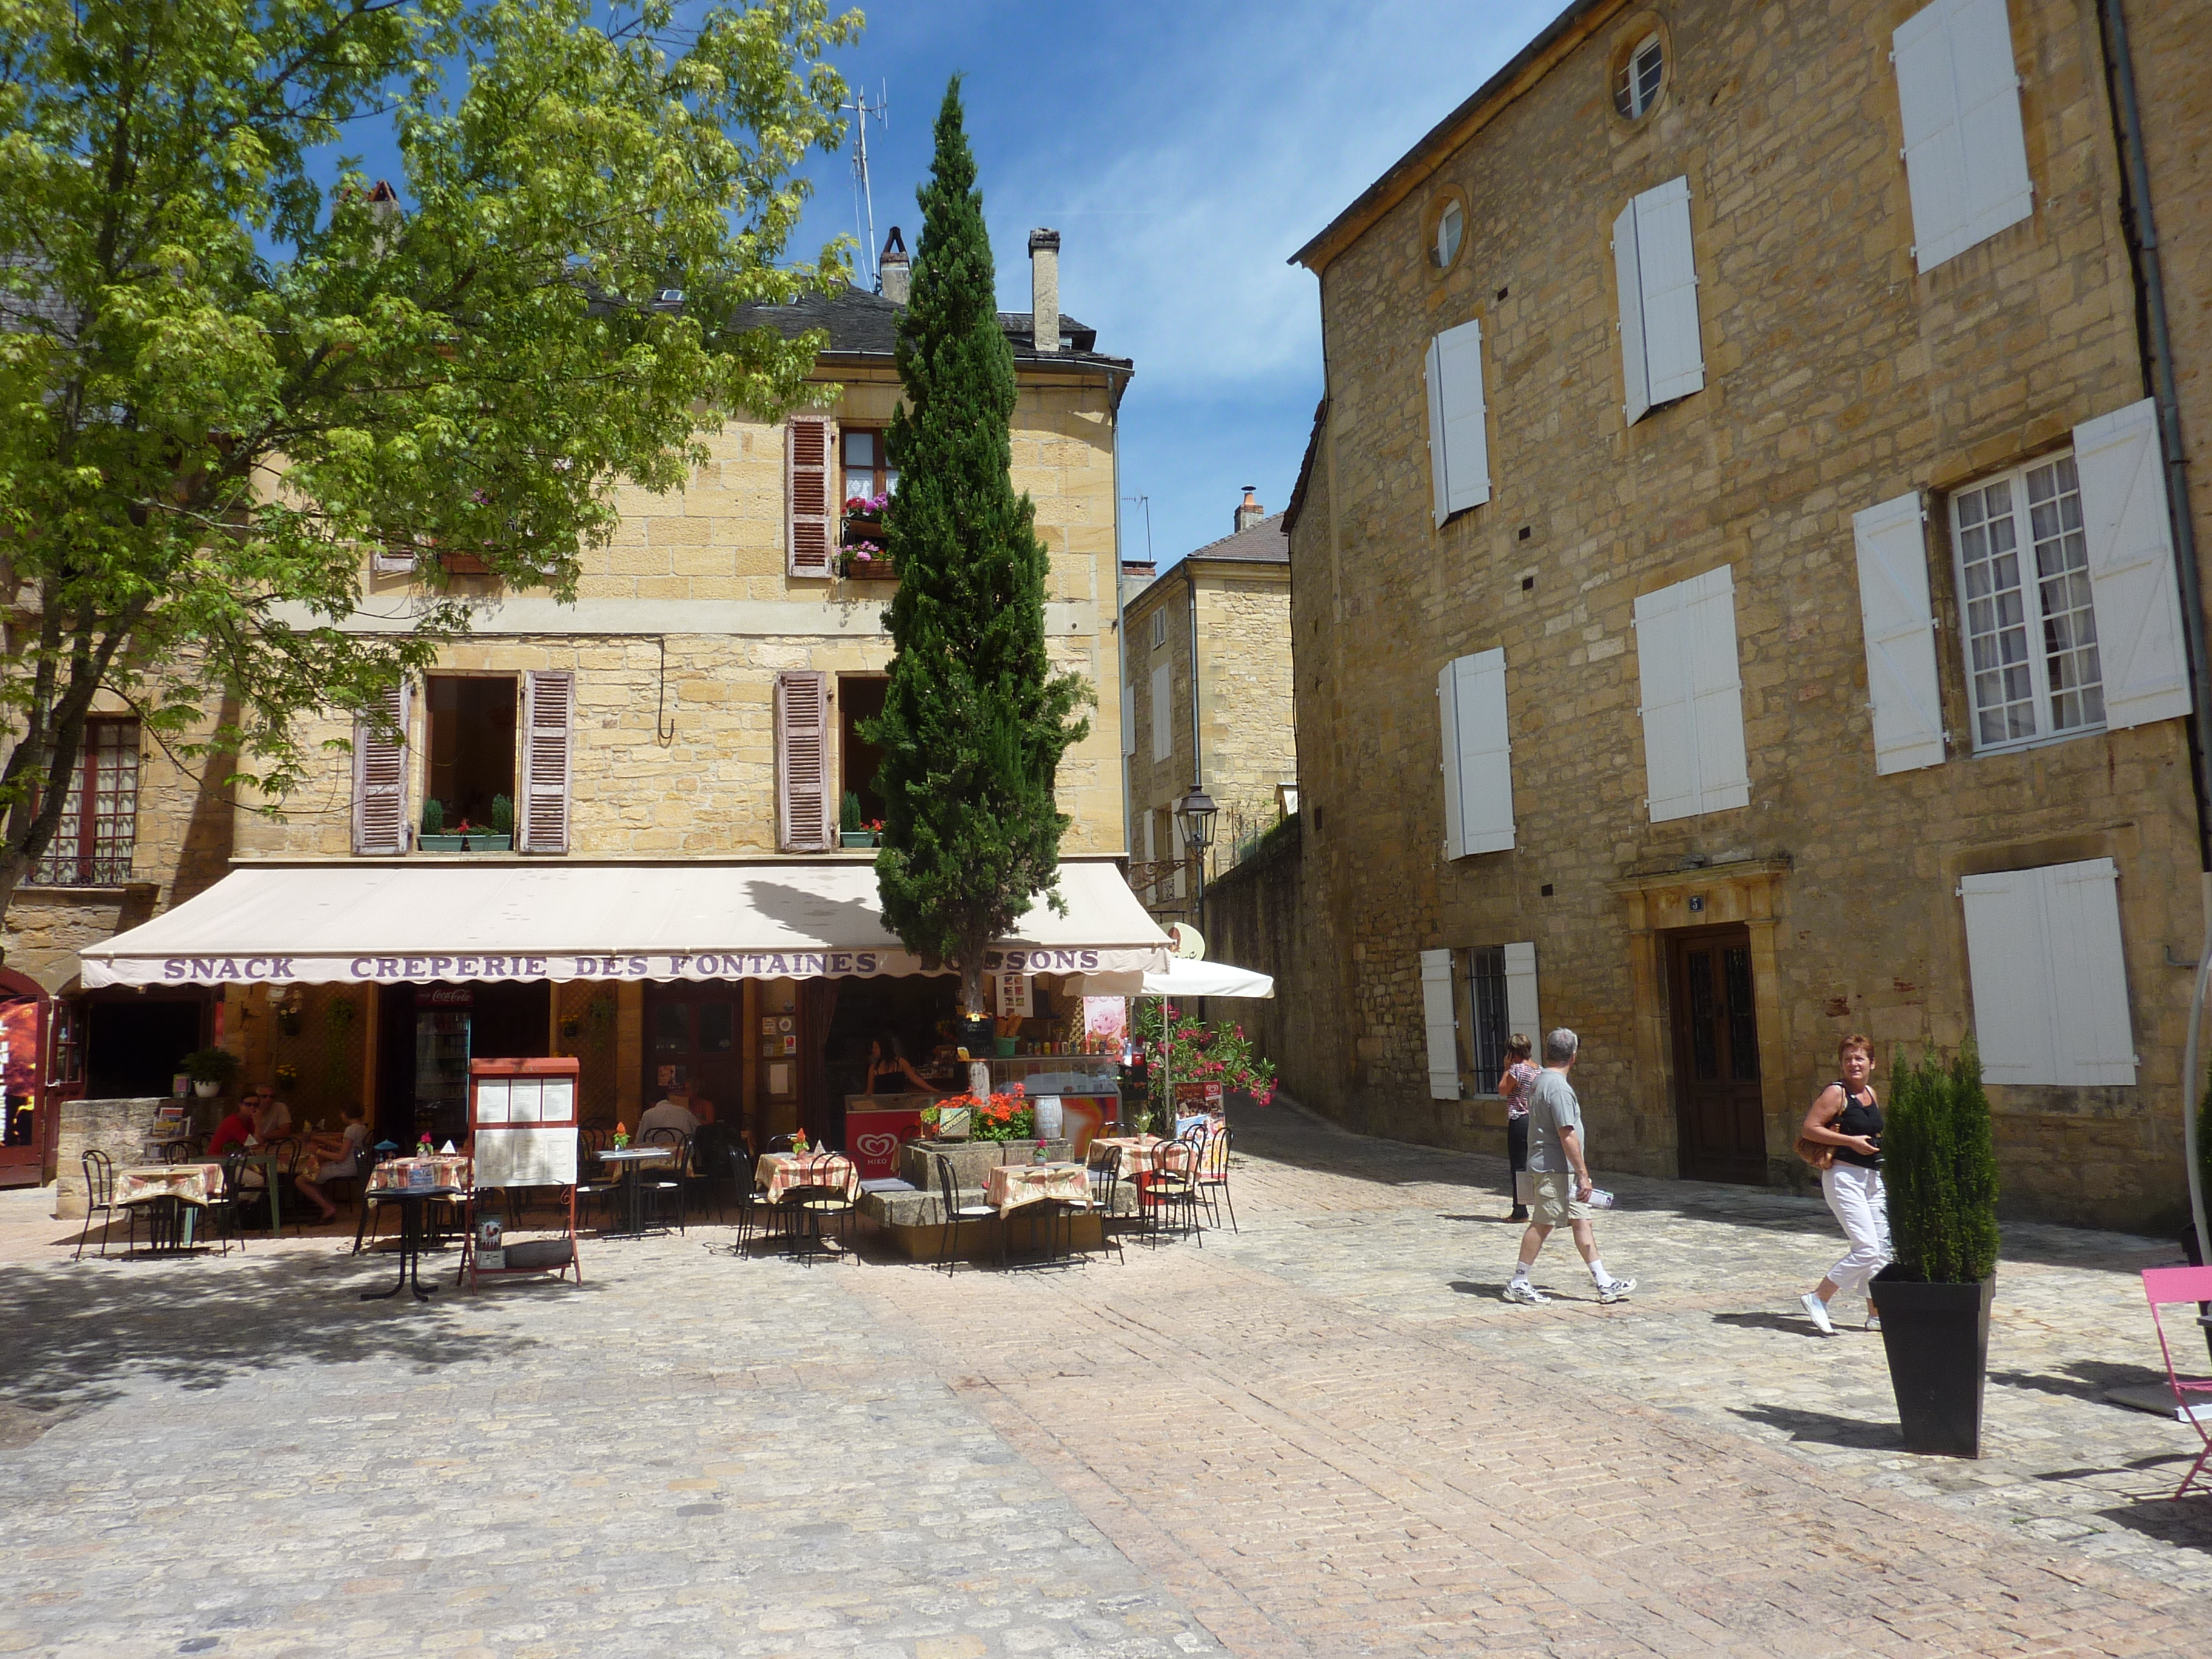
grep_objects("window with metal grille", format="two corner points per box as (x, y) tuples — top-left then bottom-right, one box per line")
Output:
(1953, 453), (2101, 752)
(34, 719), (139, 885)
(1464, 945), (1510, 1087)
(1615, 34), (1664, 119)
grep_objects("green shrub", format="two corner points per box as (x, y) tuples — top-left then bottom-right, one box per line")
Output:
(840, 789), (862, 832)
(489, 794), (513, 836)
(1885, 1042), (2000, 1282)
(181, 1046), (242, 1085)
(421, 797), (444, 835)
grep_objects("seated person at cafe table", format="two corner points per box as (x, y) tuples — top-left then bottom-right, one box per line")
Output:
(247, 1083), (293, 1139)
(207, 1096), (340, 1224)
(637, 1088), (699, 1141)
(309, 1104), (370, 1182)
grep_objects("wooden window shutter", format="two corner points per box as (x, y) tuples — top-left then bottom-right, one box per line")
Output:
(1503, 942), (1540, 1048)
(1632, 178), (1704, 407)
(1150, 661), (1173, 762)
(1419, 948), (1461, 1101)
(2075, 398), (2190, 731)
(1961, 857), (2134, 1087)
(1424, 320), (1490, 528)
(774, 670), (833, 851)
(1636, 566), (1748, 823)
(350, 680), (411, 856)
(1852, 491), (1948, 773)
(1894, 0), (2032, 273)
(520, 669), (574, 854)
(786, 416), (836, 577)
(1438, 650), (1513, 859)
(1611, 197), (1651, 426)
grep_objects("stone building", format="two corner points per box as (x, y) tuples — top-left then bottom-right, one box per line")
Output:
(1122, 493), (1295, 924)
(25, 229), (1153, 1174)
(1226, 0), (2212, 1228)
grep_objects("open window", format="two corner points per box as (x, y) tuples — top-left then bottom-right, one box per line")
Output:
(32, 718), (139, 885)
(424, 675), (517, 834)
(838, 674), (888, 827)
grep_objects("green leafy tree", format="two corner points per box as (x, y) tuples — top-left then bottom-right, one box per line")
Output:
(1885, 1042), (2001, 1282)
(866, 77), (1089, 1017)
(0, 0), (858, 920)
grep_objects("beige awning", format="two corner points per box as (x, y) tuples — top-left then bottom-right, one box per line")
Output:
(78, 857), (1170, 991)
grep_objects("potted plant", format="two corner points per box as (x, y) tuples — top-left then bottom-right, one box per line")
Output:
(420, 797), (513, 852)
(181, 1046), (242, 1099)
(840, 791), (873, 848)
(1873, 1043), (2001, 1457)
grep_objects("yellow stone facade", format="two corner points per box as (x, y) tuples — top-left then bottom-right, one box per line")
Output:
(1269, 0), (2212, 1228)
(1123, 536), (1295, 923)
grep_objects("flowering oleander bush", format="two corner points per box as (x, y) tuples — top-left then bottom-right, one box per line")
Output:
(1131, 1002), (1277, 1117)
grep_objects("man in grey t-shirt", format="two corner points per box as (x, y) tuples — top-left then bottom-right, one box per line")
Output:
(1505, 1028), (1635, 1305)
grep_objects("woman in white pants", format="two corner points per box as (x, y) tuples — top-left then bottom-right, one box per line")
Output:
(1797, 1034), (1889, 1335)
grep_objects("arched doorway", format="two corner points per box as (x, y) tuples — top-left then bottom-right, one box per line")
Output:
(0, 968), (54, 1187)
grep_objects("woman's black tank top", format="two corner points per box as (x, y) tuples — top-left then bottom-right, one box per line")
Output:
(1831, 1083), (1882, 1168)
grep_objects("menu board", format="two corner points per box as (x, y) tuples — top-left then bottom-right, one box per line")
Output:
(469, 1058), (580, 1188)
(473, 1074), (577, 1127)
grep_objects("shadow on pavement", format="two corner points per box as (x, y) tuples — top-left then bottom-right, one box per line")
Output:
(1991, 1361), (2176, 1403)
(0, 1244), (582, 1417)
(1713, 1310), (1829, 1338)
(1729, 1401), (1900, 1450)
(2097, 1493), (2212, 1552)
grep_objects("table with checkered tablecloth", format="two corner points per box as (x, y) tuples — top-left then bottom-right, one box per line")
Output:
(757, 1152), (856, 1203)
(984, 1161), (1091, 1216)
(369, 1155), (474, 1192)
(114, 1163), (227, 1208)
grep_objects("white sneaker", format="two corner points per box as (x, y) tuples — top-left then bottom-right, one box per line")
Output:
(1800, 1292), (1835, 1335)
(1865, 1314), (1882, 1333)
(1597, 1276), (1637, 1304)
(1503, 1278), (1549, 1305)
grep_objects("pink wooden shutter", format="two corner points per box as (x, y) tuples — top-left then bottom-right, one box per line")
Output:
(351, 680), (411, 855)
(786, 417), (836, 577)
(520, 669), (574, 853)
(775, 670), (833, 851)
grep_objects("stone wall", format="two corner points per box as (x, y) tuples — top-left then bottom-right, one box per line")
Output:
(54, 1097), (196, 1219)
(1288, 0), (2208, 1230)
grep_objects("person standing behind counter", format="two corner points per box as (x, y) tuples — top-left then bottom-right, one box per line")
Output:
(864, 1034), (942, 1096)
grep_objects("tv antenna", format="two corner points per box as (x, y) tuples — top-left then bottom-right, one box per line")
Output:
(843, 83), (888, 291)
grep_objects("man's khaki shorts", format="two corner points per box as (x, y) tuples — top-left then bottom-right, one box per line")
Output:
(1530, 1170), (1590, 1224)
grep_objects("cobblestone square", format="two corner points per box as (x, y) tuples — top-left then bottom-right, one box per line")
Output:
(4, 1105), (2210, 1658)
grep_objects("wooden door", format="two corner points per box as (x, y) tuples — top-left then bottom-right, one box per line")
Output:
(643, 983), (745, 1139)
(1667, 926), (1768, 1184)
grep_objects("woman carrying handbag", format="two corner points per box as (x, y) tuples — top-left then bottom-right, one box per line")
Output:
(1795, 1033), (1890, 1336)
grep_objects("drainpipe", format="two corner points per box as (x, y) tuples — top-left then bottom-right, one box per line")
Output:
(1185, 558), (1203, 914)
(2100, 0), (2210, 1258)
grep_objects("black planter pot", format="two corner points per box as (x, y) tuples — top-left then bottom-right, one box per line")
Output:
(1872, 1267), (1994, 1458)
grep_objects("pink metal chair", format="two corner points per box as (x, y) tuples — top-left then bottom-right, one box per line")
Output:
(2139, 1265), (2212, 1499)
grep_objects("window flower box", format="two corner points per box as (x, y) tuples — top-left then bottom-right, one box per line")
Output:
(418, 833), (512, 853)
(840, 549), (896, 580)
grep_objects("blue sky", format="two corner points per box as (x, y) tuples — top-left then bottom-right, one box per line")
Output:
(784, 1), (1565, 569)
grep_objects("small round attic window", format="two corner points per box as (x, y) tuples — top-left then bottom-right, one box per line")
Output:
(1614, 33), (1664, 119)
(1433, 199), (1465, 270)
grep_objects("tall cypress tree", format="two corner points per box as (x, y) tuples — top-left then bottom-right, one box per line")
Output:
(866, 78), (1090, 1019)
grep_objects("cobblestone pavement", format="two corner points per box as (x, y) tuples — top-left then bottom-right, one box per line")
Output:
(2, 1103), (2209, 1659)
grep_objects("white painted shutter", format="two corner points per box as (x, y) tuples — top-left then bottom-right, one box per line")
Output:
(519, 669), (573, 854)
(1612, 197), (1650, 426)
(785, 416), (835, 577)
(1150, 661), (1173, 762)
(774, 669), (833, 851)
(1961, 858), (2134, 1086)
(1633, 178), (1704, 407)
(350, 680), (411, 856)
(1503, 942), (1540, 1050)
(1425, 320), (1490, 526)
(2076, 398), (2190, 731)
(370, 545), (416, 575)
(1894, 0), (2033, 273)
(1637, 566), (1748, 823)
(1852, 492), (1947, 773)
(1122, 682), (1136, 758)
(1419, 948), (1460, 1101)
(1438, 650), (1513, 858)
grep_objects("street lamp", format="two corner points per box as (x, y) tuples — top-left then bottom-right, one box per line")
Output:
(1174, 782), (1218, 862)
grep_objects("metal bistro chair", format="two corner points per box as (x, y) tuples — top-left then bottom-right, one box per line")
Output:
(572, 1128), (620, 1231)
(932, 1152), (999, 1274)
(688, 1122), (733, 1222)
(729, 1133), (779, 1251)
(640, 1128), (688, 1235)
(782, 1153), (856, 1261)
(1081, 1141), (1127, 1263)
(1138, 1130), (1203, 1244)
(75, 1149), (123, 1260)
(2140, 1265), (2212, 1500)
(1193, 1123), (1238, 1234)
(203, 1153), (253, 1256)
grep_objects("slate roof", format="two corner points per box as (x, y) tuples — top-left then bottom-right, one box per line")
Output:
(728, 283), (1129, 372)
(1184, 512), (1289, 566)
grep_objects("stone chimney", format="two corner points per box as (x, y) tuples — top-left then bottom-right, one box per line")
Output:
(878, 226), (910, 305)
(1028, 228), (1061, 352)
(1235, 486), (1264, 532)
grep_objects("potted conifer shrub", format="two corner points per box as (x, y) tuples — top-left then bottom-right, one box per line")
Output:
(1873, 1042), (2001, 1458)
(839, 791), (873, 848)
